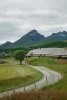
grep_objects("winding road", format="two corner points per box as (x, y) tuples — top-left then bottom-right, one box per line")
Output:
(0, 65), (62, 97)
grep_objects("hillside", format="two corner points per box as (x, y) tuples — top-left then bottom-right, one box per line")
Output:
(29, 41), (67, 50)
(0, 41), (67, 54)
(0, 41), (12, 48)
(12, 29), (45, 47)
(46, 31), (67, 42)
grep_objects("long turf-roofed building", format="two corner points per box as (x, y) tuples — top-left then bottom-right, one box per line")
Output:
(27, 48), (67, 58)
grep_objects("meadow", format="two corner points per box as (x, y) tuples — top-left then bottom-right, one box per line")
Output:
(0, 60), (43, 93)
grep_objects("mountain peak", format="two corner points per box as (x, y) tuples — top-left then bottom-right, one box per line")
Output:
(28, 29), (39, 35)
(1, 41), (12, 48)
(47, 31), (67, 41)
(5, 41), (12, 44)
(13, 29), (45, 46)
(30, 29), (37, 32)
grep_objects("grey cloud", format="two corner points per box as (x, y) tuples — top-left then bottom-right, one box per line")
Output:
(0, 0), (67, 43)
(0, 22), (23, 43)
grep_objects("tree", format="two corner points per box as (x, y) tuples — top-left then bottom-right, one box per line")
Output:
(13, 50), (25, 64)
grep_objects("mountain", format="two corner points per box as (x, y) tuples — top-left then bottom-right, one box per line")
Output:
(0, 41), (12, 48)
(0, 30), (67, 48)
(46, 31), (67, 42)
(13, 29), (45, 47)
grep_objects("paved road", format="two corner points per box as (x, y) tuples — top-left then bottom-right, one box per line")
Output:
(0, 65), (62, 97)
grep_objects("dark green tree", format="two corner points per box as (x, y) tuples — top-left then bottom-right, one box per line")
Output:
(13, 50), (25, 64)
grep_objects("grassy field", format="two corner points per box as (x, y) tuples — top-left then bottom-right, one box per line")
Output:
(0, 61), (43, 93)
(0, 57), (67, 100)
(29, 57), (67, 91)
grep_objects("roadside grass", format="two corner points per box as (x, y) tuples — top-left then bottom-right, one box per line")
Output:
(0, 62), (43, 93)
(25, 57), (38, 61)
(0, 90), (67, 100)
(29, 57), (67, 90)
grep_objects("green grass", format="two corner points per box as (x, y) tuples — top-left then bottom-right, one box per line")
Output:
(0, 62), (43, 93)
(29, 57), (67, 90)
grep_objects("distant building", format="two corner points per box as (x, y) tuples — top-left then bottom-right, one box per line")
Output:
(26, 48), (67, 58)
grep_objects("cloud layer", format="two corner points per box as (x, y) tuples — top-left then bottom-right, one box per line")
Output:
(0, 0), (67, 44)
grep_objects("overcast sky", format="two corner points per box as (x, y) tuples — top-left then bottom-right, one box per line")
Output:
(0, 0), (67, 44)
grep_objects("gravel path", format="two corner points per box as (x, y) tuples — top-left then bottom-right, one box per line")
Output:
(0, 65), (62, 97)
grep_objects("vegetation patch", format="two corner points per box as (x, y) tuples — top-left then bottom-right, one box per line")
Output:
(0, 63), (43, 93)
(57, 59), (67, 64)
(0, 90), (67, 100)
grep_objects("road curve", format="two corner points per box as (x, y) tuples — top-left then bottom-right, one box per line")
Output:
(0, 65), (62, 97)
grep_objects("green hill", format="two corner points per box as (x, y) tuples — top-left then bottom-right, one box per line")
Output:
(0, 41), (67, 54)
(28, 41), (67, 50)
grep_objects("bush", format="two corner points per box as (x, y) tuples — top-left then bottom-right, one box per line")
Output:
(0, 59), (6, 64)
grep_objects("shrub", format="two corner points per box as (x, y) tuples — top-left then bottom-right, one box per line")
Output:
(0, 59), (6, 64)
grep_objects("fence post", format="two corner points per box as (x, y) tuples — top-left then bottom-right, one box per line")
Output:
(61, 74), (63, 79)
(46, 76), (48, 86)
(34, 82), (36, 90)
(58, 77), (59, 82)
(24, 86), (25, 92)
(53, 75), (54, 83)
